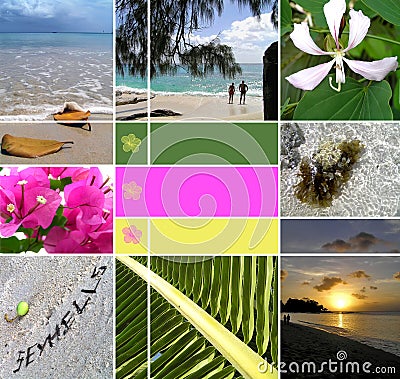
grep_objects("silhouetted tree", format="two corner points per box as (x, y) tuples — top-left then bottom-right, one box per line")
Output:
(116, 0), (278, 79)
(282, 298), (329, 313)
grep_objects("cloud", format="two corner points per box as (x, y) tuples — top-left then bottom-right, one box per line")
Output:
(322, 232), (392, 253)
(302, 281), (311, 286)
(370, 286), (378, 290)
(321, 239), (351, 252)
(393, 272), (400, 281)
(352, 293), (368, 300)
(313, 277), (347, 292)
(190, 12), (277, 63)
(360, 287), (366, 293)
(0, 0), (111, 32)
(348, 270), (371, 279)
(281, 269), (288, 281)
(0, 0), (55, 19)
(383, 220), (400, 234)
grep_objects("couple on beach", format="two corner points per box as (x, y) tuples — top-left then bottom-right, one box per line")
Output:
(228, 80), (248, 105)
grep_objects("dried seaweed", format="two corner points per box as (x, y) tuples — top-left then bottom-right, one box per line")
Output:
(294, 140), (364, 207)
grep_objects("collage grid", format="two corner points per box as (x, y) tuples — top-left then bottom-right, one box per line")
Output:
(0, 0), (400, 378)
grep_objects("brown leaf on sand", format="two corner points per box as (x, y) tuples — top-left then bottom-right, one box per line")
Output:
(1, 134), (73, 158)
(53, 110), (91, 121)
(53, 111), (92, 131)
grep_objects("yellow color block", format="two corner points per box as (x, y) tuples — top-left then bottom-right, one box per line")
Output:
(149, 218), (278, 255)
(115, 218), (148, 255)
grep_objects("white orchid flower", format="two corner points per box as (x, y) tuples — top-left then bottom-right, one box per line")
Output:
(286, 0), (398, 92)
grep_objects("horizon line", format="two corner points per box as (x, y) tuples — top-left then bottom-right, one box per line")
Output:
(0, 31), (112, 34)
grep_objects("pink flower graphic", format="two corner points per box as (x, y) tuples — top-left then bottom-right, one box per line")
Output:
(122, 225), (142, 244)
(122, 181), (142, 200)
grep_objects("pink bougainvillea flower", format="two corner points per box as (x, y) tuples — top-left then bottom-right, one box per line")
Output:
(123, 225), (142, 244)
(0, 185), (61, 237)
(122, 181), (142, 200)
(286, 0), (398, 91)
(64, 185), (105, 226)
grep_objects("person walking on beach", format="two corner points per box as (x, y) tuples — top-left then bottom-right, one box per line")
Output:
(228, 83), (235, 104)
(238, 80), (248, 105)
(283, 315), (287, 325)
(287, 314), (291, 325)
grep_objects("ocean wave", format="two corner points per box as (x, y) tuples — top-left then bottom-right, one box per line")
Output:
(116, 85), (262, 98)
(88, 106), (113, 114)
(116, 85), (147, 95)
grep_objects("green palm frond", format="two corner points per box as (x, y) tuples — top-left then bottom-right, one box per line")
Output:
(116, 256), (278, 379)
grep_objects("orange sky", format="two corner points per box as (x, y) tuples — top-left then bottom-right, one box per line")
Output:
(281, 257), (400, 312)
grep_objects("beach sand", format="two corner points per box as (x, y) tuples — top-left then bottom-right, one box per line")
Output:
(0, 256), (113, 379)
(117, 94), (263, 121)
(0, 122), (113, 164)
(281, 321), (400, 378)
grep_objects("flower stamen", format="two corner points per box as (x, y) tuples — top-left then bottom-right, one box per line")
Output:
(7, 204), (15, 213)
(329, 77), (342, 92)
(36, 195), (47, 205)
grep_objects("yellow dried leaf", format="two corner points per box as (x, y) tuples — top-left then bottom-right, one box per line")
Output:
(53, 110), (91, 121)
(1, 134), (74, 158)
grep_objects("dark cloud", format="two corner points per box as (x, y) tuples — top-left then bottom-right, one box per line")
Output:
(322, 232), (391, 253)
(281, 270), (288, 281)
(393, 272), (400, 281)
(360, 287), (366, 293)
(301, 281), (310, 286)
(313, 277), (347, 292)
(322, 239), (351, 252)
(349, 270), (371, 279)
(352, 293), (368, 300)
(370, 286), (378, 290)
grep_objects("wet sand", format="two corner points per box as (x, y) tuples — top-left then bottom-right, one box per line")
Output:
(281, 321), (400, 378)
(116, 94), (263, 121)
(0, 122), (113, 164)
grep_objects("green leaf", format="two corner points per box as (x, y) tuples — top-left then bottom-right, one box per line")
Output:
(256, 257), (273, 356)
(281, 0), (293, 36)
(295, 0), (325, 14)
(353, 1), (377, 18)
(27, 240), (44, 253)
(0, 236), (29, 253)
(230, 257), (243, 334)
(50, 177), (72, 191)
(294, 75), (393, 120)
(16, 226), (34, 238)
(361, 0), (400, 25)
(295, 0), (328, 28)
(242, 257), (256, 344)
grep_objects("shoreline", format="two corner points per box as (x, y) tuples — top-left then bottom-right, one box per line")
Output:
(116, 93), (264, 121)
(281, 321), (400, 378)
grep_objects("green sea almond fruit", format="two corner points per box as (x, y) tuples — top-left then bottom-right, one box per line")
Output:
(16, 301), (29, 317)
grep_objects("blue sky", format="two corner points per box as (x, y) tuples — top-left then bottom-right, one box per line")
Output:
(0, 0), (112, 33)
(193, 2), (277, 63)
(281, 220), (400, 253)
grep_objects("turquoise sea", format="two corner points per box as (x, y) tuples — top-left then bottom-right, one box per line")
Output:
(116, 63), (263, 97)
(0, 33), (113, 120)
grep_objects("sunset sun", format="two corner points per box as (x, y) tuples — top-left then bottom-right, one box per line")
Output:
(332, 294), (351, 310)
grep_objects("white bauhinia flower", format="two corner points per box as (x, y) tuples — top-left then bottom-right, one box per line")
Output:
(286, 0), (398, 91)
